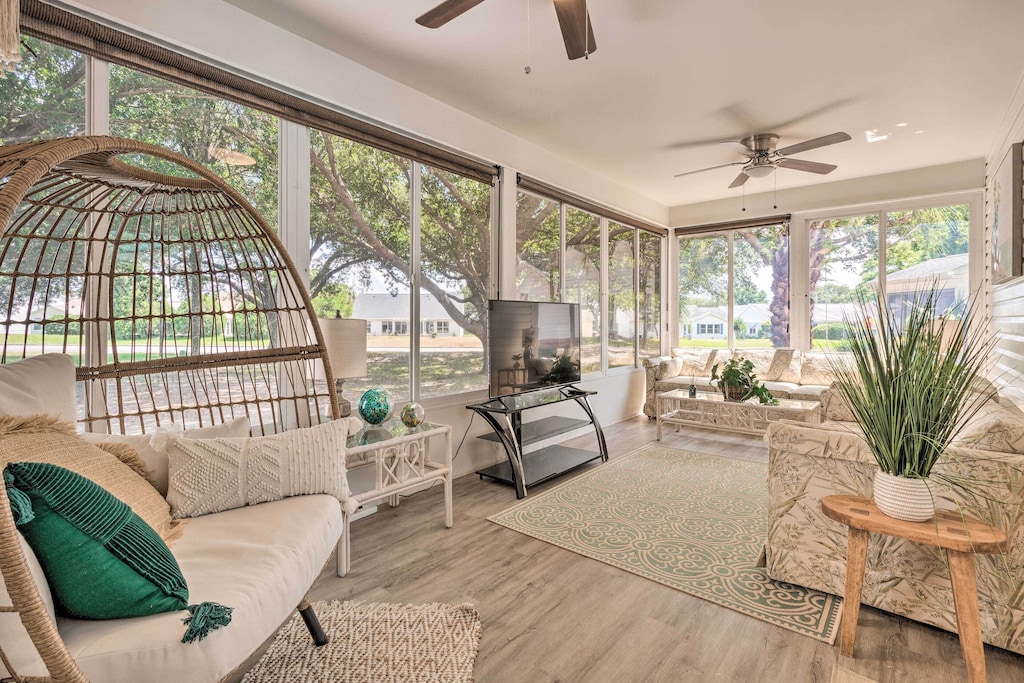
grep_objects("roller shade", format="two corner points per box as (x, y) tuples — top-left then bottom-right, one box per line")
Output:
(19, 0), (499, 184)
(517, 174), (667, 236)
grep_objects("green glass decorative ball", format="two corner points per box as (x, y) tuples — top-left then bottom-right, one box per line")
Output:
(357, 388), (394, 425)
(400, 402), (425, 428)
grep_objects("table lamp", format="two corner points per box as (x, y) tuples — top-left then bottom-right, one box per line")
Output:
(319, 315), (368, 418)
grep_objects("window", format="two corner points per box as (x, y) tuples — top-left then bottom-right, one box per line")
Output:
(808, 203), (968, 349)
(608, 222), (635, 369)
(109, 66), (278, 228)
(308, 132), (492, 402)
(564, 207), (602, 373)
(678, 223), (789, 350)
(516, 191), (561, 301)
(419, 165), (490, 398)
(1, 37), (86, 145)
(638, 232), (661, 357)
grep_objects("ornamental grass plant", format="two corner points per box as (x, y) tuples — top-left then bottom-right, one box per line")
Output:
(830, 282), (995, 481)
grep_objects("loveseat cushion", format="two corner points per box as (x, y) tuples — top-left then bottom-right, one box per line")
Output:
(0, 415), (176, 541)
(58, 495), (343, 683)
(164, 419), (353, 518)
(762, 381), (798, 399)
(0, 534), (54, 679)
(789, 385), (831, 401)
(798, 352), (837, 386)
(0, 354), (77, 423)
(81, 418), (252, 497)
(5, 462), (188, 620)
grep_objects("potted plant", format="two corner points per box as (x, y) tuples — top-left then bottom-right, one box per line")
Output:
(511, 353), (523, 369)
(710, 356), (778, 405)
(830, 282), (995, 522)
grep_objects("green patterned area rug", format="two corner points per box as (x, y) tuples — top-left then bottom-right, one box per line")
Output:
(488, 444), (842, 643)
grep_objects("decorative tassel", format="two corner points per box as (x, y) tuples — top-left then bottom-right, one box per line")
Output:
(0, 0), (21, 76)
(3, 470), (34, 526)
(181, 602), (234, 644)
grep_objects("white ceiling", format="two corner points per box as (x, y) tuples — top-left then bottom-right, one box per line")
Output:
(222, 0), (1024, 209)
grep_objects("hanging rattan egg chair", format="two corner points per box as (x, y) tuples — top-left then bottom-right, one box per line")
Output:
(0, 135), (339, 435)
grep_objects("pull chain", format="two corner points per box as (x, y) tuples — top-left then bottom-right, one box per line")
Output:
(773, 172), (778, 210)
(742, 183), (746, 212)
(524, 0), (532, 75)
(584, 0), (590, 59)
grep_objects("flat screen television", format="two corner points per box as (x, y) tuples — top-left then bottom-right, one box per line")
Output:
(487, 300), (582, 397)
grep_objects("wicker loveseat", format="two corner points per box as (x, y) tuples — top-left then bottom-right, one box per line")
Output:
(764, 392), (1024, 655)
(0, 137), (351, 682)
(642, 347), (842, 417)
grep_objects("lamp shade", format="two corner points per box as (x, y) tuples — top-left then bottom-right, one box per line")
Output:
(744, 164), (776, 178)
(319, 317), (368, 380)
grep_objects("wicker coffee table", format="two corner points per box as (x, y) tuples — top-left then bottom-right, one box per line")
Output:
(656, 389), (820, 438)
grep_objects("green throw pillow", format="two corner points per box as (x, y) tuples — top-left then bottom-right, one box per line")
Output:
(5, 462), (232, 641)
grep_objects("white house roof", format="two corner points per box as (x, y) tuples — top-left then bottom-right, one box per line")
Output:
(885, 253), (968, 282)
(352, 292), (460, 320)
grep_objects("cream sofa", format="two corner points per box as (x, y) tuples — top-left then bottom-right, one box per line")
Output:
(0, 355), (348, 683)
(764, 392), (1024, 655)
(642, 347), (840, 417)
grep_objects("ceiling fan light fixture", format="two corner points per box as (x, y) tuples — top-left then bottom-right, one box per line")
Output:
(744, 164), (776, 178)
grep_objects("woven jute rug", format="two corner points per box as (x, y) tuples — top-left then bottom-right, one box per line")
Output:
(242, 601), (481, 683)
(488, 444), (842, 643)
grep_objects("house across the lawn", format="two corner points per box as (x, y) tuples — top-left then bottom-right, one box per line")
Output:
(352, 292), (464, 337)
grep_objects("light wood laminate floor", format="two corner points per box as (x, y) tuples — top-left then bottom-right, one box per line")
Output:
(297, 418), (1024, 683)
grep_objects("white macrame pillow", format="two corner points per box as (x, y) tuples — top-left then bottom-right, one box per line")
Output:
(162, 419), (358, 519)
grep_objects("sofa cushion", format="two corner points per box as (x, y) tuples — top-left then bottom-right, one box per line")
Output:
(0, 415), (176, 541)
(0, 354), (77, 423)
(81, 418), (252, 497)
(789, 385), (831, 401)
(670, 347), (719, 377)
(58, 495), (343, 683)
(732, 349), (777, 380)
(762, 381), (798, 399)
(164, 419), (352, 519)
(766, 349), (801, 382)
(5, 462), (188, 620)
(798, 352), (837, 386)
(656, 358), (684, 380)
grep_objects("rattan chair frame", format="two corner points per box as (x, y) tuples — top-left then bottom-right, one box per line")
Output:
(0, 136), (342, 682)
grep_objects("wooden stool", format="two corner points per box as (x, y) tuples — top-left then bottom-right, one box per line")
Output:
(821, 495), (1010, 683)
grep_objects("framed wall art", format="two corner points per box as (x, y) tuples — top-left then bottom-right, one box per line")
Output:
(992, 141), (1022, 284)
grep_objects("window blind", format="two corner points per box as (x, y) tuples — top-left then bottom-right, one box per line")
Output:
(517, 174), (667, 236)
(19, 0), (499, 184)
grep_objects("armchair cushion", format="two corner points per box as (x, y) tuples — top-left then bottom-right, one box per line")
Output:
(164, 419), (354, 519)
(4, 462), (187, 620)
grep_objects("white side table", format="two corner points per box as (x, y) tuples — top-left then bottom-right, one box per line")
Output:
(337, 420), (453, 577)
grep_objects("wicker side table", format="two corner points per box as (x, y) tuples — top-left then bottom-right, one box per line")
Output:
(821, 495), (1010, 683)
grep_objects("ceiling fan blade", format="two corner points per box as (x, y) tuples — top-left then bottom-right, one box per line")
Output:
(553, 0), (597, 60)
(673, 161), (745, 178)
(776, 158), (838, 174)
(721, 140), (755, 156)
(775, 132), (851, 157)
(728, 172), (750, 188)
(415, 0), (487, 28)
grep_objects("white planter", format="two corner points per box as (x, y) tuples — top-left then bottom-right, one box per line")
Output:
(873, 470), (935, 522)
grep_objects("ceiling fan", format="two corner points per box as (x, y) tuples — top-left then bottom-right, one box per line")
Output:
(416, 0), (597, 60)
(675, 132), (852, 188)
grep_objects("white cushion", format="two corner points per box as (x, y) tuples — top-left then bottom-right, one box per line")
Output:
(58, 495), (343, 683)
(81, 418), (251, 497)
(0, 534), (55, 679)
(164, 420), (354, 518)
(0, 354), (76, 423)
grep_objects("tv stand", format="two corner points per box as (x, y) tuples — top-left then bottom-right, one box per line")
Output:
(467, 385), (608, 498)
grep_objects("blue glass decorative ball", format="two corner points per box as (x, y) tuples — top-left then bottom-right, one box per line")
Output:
(400, 402), (425, 428)
(358, 388), (394, 424)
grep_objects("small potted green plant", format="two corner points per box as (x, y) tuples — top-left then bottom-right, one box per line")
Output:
(830, 282), (995, 522)
(710, 356), (778, 405)
(511, 353), (523, 369)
